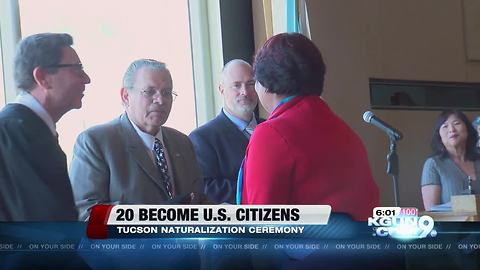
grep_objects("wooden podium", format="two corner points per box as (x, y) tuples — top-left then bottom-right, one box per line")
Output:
(451, 194), (480, 213)
(424, 211), (480, 222)
(424, 195), (480, 222)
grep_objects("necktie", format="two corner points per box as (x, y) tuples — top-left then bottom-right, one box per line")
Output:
(153, 138), (173, 199)
(245, 128), (253, 139)
(244, 123), (255, 139)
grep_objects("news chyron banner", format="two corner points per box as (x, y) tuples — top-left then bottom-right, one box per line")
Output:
(86, 205), (331, 239)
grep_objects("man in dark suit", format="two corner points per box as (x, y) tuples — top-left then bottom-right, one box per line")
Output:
(189, 59), (260, 204)
(70, 59), (206, 220)
(0, 33), (91, 221)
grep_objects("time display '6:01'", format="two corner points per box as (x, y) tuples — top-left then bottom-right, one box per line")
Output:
(373, 207), (400, 217)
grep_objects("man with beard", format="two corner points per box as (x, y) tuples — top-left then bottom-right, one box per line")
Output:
(189, 59), (260, 204)
(70, 59), (206, 221)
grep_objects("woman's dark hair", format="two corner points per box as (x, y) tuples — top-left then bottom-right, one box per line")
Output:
(253, 32), (326, 96)
(431, 109), (479, 160)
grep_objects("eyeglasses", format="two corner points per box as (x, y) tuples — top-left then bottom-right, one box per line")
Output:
(230, 80), (256, 91)
(44, 63), (84, 70)
(45, 63), (83, 72)
(138, 87), (178, 101)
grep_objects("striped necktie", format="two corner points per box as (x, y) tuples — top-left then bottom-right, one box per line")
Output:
(153, 138), (173, 199)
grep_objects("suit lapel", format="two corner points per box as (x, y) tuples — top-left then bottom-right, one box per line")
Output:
(119, 114), (165, 190)
(218, 111), (249, 148)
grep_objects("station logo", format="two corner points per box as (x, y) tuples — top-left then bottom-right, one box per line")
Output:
(368, 207), (437, 239)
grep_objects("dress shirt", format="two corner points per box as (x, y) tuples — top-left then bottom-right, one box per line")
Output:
(12, 91), (56, 136)
(128, 117), (175, 187)
(222, 108), (257, 138)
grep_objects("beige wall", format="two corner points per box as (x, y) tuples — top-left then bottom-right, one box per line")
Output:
(306, 0), (480, 208)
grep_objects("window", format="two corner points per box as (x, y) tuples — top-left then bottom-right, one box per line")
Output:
(369, 78), (480, 111)
(19, 0), (196, 163)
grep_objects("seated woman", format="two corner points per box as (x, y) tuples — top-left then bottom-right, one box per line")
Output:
(421, 110), (480, 210)
(237, 33), (379, 221)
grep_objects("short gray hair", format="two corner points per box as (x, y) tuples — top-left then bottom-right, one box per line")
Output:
(14, 33), (73, 91)
(122, 59), (167, 89)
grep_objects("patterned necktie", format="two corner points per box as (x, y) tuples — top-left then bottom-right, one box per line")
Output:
(153, 138), (173, 199)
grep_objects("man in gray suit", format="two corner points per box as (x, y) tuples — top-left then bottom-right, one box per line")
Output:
(69, 59), (205, 220)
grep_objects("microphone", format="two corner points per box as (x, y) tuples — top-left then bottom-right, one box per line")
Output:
(363, 111), (403, 140)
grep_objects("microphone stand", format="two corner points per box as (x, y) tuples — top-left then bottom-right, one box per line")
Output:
(386, 135), (400, 207)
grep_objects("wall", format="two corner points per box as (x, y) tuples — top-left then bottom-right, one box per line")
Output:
(220, 0), (256, 64)
(306, 0), (480, 208)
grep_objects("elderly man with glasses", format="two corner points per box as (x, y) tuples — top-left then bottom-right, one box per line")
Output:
(70, 59), (206, 220)
(0, 33), (90, 221)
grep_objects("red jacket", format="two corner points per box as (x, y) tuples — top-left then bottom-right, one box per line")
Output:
(240, 95), (379, 221)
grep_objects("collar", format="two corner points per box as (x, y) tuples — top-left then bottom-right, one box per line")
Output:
(128, 116), (164, 150)
(12, 91), (56, 136)
(272, 95), (298, 113)
(222, 108), (257, 132)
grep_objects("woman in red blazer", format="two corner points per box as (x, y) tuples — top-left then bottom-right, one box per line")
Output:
(237, 33), (379, 221)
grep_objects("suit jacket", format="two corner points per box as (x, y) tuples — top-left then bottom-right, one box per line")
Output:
(189, 111), (260, 204)
(240, 95), (379, 221)
(0, 104), (78, 221)
(69, 113), (204, 220)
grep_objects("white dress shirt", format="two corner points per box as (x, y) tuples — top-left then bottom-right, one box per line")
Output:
(128, 117), (175, 185)
(12, 91), (57, 137)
